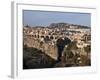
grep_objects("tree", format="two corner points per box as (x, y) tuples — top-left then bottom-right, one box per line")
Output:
(84, 45), (91, 56)
(25, 24), (30, 28)
(67, 41), (78, 50)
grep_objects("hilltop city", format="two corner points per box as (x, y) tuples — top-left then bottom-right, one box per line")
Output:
(23, 22), (91, 69)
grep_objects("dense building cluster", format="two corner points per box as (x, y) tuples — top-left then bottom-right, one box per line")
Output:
(23, 23), (91, 67)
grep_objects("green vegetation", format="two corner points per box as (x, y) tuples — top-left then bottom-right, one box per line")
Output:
(66, 41), (78, 50)
(84, 45), (91, 55)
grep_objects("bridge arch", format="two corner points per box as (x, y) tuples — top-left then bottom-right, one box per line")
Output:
(56, 37), (71, 62)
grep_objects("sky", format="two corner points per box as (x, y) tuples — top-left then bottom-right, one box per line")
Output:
(23, 10), (91, 27)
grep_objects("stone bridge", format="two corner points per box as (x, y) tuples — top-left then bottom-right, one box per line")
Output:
(24, 33), (72, 60)
(25, 33), (73, 42)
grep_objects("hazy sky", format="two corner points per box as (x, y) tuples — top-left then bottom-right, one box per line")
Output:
(23, 10), (91, 27)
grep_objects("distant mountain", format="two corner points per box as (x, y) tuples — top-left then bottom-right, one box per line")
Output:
(48, 22), (90, 29)
(24, 22), (90, 29)
(49, 23), (69, 28)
